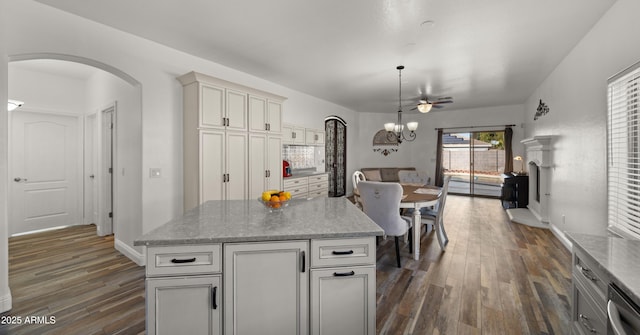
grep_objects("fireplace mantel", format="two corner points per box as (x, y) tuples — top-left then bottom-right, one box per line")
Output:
(521, 136), (554, 167)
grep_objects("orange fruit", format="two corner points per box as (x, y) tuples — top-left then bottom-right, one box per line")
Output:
(279, 195), (287, 202)
(272, 203), (281, 208)
(270, 195), (280, 202)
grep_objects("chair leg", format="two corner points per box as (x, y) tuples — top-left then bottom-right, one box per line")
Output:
(407, 228), (413, 253)
(394, 236), (401, 268)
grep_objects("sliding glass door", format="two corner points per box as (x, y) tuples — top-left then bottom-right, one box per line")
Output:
(441, 131), (504, 197)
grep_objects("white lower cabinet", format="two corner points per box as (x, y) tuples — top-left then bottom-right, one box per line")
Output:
(146, 237), (376, 335)
(224, 241), (309, 335)
(147, 275), (222, 335)
(310, 266), (376, 335)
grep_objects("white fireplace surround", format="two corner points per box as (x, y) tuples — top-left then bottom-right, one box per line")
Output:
(521, 136), (555, 225)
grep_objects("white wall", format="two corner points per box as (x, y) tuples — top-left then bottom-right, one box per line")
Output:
(523, 0), (640, 237)
(0, 0), (11, 313)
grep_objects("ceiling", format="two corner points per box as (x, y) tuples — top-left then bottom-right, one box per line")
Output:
(31, 0), (616, 115)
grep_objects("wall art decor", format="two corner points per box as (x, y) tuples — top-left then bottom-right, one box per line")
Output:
(534, 99), (550, 120)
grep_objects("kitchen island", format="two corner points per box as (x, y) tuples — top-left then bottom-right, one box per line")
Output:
(135, 197), (383, 335)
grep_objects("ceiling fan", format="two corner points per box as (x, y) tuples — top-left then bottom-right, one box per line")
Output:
(411, 96), (454, 113)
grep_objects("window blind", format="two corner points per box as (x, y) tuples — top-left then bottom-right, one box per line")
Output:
(608, 60), (640, 239)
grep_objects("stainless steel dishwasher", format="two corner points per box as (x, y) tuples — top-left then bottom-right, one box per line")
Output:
(608, 283), (640, 335)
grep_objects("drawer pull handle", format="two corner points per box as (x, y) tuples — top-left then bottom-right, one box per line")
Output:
(578, 314), (597, 333)
(301, 251), (306, 273)
(578, 265), (598, 282)
(171, 257), (196, 264)
(334, 271), (355, 277)
(332, 250), (354, 255)
(212, 286), (218, 310)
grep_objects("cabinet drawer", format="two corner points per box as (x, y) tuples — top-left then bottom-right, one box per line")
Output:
(573, 279), (607, 335)
(287, 185), (308, 199)
(284, 177), (307, 188)
(311, 237), (376, 267)
(308, 174), (328, 184)
(308, 189), (328, 198)
(574, 249), (607, 307)
(308, 181), (328, 192)
(146, 244), (221, 277)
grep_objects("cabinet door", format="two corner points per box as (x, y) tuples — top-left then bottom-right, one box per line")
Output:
(225, 131), (248, 200)
(267, 135), (282, 191)
(224, 241), (309, 335)
(315, 131), (325, 145)
(201, 84), (225, 128)
(147, 275), (222, 335)
(226, 89), (247, 131)
(248, 95), (267, 132)
(305, 129), (316, 145)
(248, 134), (268, 199)
(310, 266), (375, 335)
(293, 126), (306, 145)
(282, 124), (295, 144)
(267, 101), (282, 133)
(201, 130), (225, 203)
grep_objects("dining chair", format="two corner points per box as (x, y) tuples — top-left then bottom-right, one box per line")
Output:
(352, 170), (366, 210)
(358, 181), (412, 268)
(398, 170), (431, 185)
(402, 175), (451, 250)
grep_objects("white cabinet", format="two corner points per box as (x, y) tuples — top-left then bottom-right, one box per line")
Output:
(179, 71), (286, 210)
(305, 129), (325, 146)
(191, 130), (247, 209)
(248, 95), (282, 133)
(147, 276), (222, 335)
(224, 241), (309, 335)
(284, 174), (328, 199)
(283, 123), (306, 145)
(249, 134), (282, 199)
(199, 83), (247, 131)
(571, 248), (609, 335)
(145, 244), (223, 335)
(309, 237), (376, 335)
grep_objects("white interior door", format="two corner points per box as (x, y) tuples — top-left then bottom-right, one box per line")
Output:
(9, 111), (82, 235)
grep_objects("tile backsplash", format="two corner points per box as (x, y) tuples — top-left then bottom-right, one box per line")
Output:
(282, 145), (325, 171)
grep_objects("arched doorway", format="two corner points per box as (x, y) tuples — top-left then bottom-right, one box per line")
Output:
(324, 116), (347, 197)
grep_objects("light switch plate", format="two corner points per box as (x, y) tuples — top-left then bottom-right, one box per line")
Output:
(149, 168), (161, 178)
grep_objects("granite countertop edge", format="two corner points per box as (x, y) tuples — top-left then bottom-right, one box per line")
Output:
(567, 232), (640, 305)
(134, 230), (383, 247)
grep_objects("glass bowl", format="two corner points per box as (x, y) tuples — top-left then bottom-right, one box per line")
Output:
(258, 198), (290, 212)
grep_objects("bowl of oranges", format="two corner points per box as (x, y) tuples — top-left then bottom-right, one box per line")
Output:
(259, 190), (292, 212)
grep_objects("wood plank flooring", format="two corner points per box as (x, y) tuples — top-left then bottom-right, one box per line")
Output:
(1, 195), (571, 334)
(0, 225), (146, 335)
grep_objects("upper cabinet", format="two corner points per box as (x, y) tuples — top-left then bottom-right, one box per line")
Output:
(178, 71), (286, 133)
(248, 95), (282, 133)
(305, 128), (325, 146)
(282, 123), (306, 145)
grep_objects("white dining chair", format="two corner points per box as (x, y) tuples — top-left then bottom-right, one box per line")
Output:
(358, 181), (412, 267)
(402, 175), (451, 250)
(352, 170), (366, 210)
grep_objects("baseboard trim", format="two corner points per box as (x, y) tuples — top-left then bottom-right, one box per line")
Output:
(114, 238), (145, 266)
(0, 289), (12, 313)
(549, 223), (572, 251)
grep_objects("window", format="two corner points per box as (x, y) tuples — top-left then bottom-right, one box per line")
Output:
(608, 60), (640, 239)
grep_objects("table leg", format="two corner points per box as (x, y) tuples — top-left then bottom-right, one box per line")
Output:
(413, 208), (421, 260)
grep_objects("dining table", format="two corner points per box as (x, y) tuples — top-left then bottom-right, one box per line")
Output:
(399, 184), (445, 260)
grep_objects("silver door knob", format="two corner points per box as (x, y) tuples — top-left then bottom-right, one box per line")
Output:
(14, 177), (27, 182)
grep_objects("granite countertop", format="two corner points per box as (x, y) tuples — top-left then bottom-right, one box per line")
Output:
(286, 171), (328, 178)
(567, 232), (640, 304)
(134, 197), (383, 246)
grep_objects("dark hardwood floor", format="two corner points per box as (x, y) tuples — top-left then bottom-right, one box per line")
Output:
(1, 195), (571, 334)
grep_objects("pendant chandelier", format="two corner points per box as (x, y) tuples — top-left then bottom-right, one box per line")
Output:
(384, 65), (417, 144)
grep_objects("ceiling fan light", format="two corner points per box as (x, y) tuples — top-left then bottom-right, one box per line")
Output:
(417, 103), (432, 113)
(406, 121), (418, 131)
(384, 123), (395, 132)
